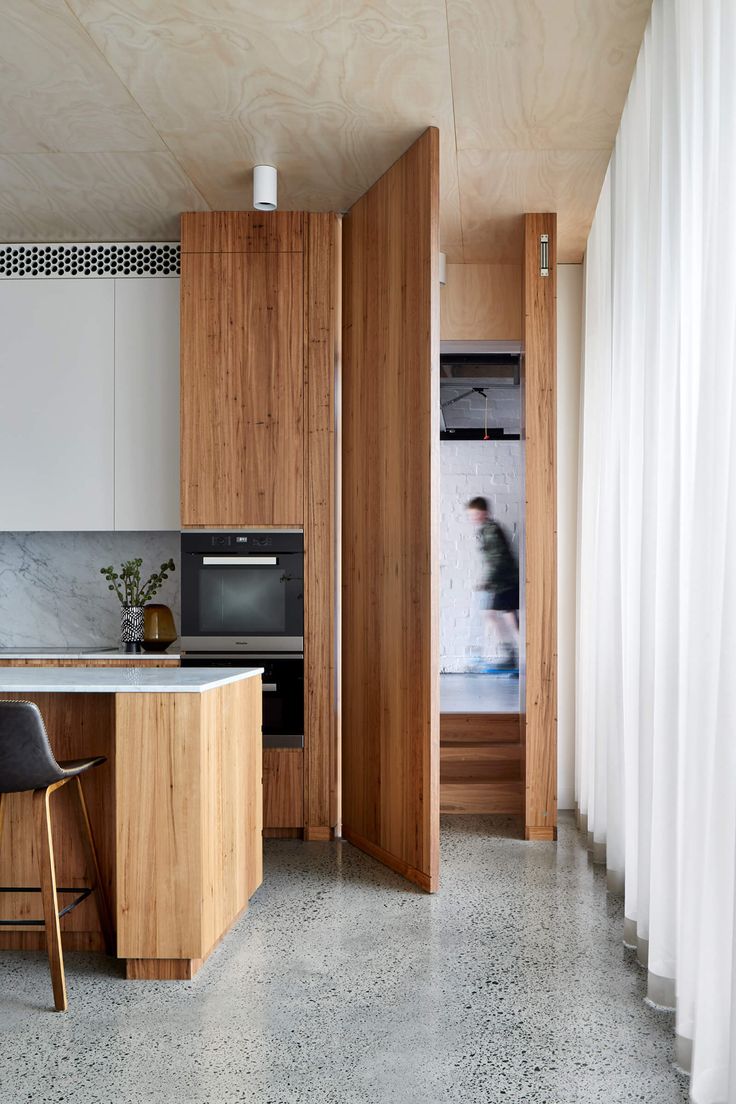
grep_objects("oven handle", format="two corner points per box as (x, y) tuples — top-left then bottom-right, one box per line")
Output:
(262, 684), (277, 692)
(201, 556), (278, 565)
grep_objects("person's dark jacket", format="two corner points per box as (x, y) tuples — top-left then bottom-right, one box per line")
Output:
(478, 520), (518, 592)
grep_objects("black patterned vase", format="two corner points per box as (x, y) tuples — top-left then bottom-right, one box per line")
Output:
(121, 605), (145, 653)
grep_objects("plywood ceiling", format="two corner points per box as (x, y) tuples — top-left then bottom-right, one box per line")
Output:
(0, 0), (652, 262)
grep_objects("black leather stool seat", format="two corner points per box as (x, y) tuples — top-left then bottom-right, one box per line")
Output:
(0, 701), (105, 794)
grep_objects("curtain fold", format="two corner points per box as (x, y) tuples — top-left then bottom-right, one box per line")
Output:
(577, 0), (736, 1099)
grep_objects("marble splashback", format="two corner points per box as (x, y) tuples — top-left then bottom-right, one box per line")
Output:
(0, 532), (180, 648)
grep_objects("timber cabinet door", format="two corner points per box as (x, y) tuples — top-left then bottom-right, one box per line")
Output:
(180, 241), (304, 528)
(341, 127), (441, 892)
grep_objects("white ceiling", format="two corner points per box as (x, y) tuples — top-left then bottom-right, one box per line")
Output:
(0, 0), (652, 261)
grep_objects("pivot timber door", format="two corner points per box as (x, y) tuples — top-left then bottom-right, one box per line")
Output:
(341, 128), (440, 892)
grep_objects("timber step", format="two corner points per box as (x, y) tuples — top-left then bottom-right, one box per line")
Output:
(440, 712), (520, 745)
(440, 780), (523, 815)
(441, 742), (522, 783)
(440, 713), (523, 814)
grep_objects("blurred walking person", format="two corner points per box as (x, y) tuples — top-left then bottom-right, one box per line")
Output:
(466, 496), (519, 672)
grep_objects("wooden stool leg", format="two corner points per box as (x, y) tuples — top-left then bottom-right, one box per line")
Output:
(73, 775), (115, 955)
(33, 785), (67, 1012)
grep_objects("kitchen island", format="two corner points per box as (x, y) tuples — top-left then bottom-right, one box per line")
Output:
(0, 666), (263, 980)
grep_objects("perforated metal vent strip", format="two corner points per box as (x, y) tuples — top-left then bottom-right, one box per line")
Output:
(0, 243), (180, 278)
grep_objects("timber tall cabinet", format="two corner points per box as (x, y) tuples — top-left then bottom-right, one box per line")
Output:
(179, 211), (339, 839)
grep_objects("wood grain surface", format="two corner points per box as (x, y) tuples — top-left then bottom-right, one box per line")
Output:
(440, 781), (523, 815)
(125, 957), (202, 981)
(60, 1), (461, 254)
(263, 749), (304, 830)
(0, 692), (115, 948)
(0, 150), (205, 242)
(341, 127), (440, 892)
(180, 242), (304, 526)
(440, 711), (522, 813)
(115, 691), (203, 959)
(446, 0), (652, 153)
(200, 680), (262, 946)
(1, 1), (649, 257)
(304, 212), (339, 834)
(441, 263), (522, 340)
(115, 678), (262, 963)
(179, 209), (338, 836)
(34, 781), (69, 1010)
(441, 743), (522, 781)
(457, 149), (612, 264)
(0, 659), (176, 952)
(181, 211), (304, 254)
(440, 713), (521, 744)
(521, 213), (558, 840)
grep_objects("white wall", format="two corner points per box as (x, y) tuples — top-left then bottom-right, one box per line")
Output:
(557, 263), (583, 809)
(440, 441), (521, 671)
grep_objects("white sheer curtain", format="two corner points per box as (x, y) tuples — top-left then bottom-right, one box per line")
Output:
(576, 1), (736, 1100)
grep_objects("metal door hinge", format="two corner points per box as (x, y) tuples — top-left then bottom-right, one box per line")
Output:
(540, 234), (549, 277)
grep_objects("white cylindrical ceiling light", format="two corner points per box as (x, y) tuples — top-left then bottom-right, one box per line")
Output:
(253, 165), (278, 211)
(439, 251), (447, 287)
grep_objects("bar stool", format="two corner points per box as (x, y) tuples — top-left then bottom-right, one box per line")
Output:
(0, 700), (113, 1011)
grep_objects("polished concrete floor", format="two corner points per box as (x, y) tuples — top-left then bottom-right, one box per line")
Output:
(441, 671), (520, 713)
(1, 815), (688, 1104)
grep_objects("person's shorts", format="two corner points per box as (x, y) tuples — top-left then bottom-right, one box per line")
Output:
(484, 586), (519, 612)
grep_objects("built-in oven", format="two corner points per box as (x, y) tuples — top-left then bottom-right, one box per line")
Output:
(179, 652), (303, 748)
(180, 530), (305, 749)
(180, 530), (303, 653)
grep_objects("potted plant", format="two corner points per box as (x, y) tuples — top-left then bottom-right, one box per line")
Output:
(100, 558), (175, 652)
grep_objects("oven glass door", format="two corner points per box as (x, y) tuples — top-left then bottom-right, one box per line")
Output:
(182, 552), (303, 644)
(180, 654), (304, 743)
(199, 563), (286, 634)
(261, 658), (304, 739)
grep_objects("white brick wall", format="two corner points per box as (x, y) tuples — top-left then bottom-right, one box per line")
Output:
(440, 441), (522, 672)
(441, 386), (520, 432)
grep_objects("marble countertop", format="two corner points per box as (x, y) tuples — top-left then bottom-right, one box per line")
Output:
(0, 648), (181, 660)
(0, 667), (262, 694)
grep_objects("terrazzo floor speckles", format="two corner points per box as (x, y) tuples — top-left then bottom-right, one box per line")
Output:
(0, 815), (689, 1104)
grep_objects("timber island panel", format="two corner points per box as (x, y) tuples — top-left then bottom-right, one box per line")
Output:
(0, 667), (262, 980)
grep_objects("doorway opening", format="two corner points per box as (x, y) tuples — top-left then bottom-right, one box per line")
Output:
(439, 344), (524, 819)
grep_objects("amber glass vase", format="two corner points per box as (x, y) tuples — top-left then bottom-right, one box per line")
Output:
(142, 604), (177, 652)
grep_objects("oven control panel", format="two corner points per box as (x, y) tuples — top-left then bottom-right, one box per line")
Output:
(234, 535), (272, 547)
(188, 531), (303, 553)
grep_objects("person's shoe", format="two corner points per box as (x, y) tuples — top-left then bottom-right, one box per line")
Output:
(482, 650), (516, 675)
(496, 643), (518, 670)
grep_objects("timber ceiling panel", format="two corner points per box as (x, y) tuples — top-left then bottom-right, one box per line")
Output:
(0, 0), (652, 260)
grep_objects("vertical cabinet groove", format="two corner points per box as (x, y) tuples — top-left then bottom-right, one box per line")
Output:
(304, 214), (339, 836)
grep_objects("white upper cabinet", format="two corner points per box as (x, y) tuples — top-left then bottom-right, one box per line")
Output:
(0, 279), (115, 530)
(0, 273), (180, 532)
(114, 278), (180, 530)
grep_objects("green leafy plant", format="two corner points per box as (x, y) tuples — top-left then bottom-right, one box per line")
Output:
(100, 558), (175, 608)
